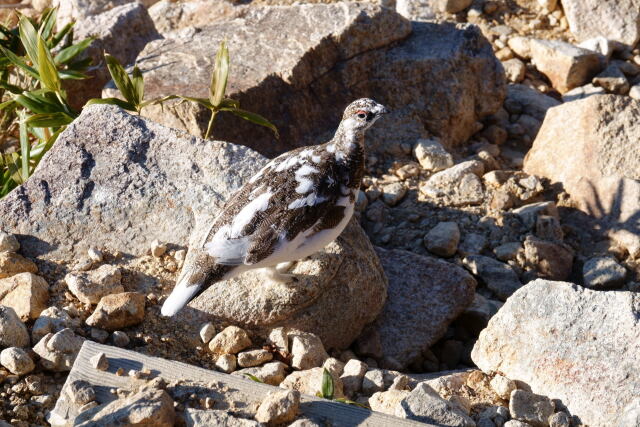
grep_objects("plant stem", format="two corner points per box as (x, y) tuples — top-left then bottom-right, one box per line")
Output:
(204, 109), (217, 139)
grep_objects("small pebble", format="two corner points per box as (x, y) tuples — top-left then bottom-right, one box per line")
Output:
(87, 247), (103, 263)
(151, 239), (167, 257)
(200, 322), (216, 344)
(90, 352), (109, 371)
(112, 331), (130, 347)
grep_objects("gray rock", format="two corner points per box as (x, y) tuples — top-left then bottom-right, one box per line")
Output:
(425, 221), (460, 257)
(0, 232), (19, 253)
(0, 347), (35, 375)
(494, 242), (522, 262)
(630, 83), (640, 100)
(617, 399), (640, 427)
(436, 0), (473, 14)
(67, 380), (96, 406)
(511, 202), (559, 230)
(33, 328), (85, 372)
(396, 0), (436, 21)
(381, 182), (408, 207)
(395, 383), (476, 426)
(0, 305), (29, 348)
(32, 306), (74, 343)
(421, 161), (485, 206)
(133, 5), (503, 156)
(503, 421), (530, 427)
(148, 0), (244, 34)
(85, 292), (145, 331)
(52, 0), (159, 27)
(340, 359), (368, 397)
(111, 330), (129, 347)
(0, 272), (49, 321)
(288, 330), (328, 370)
(237, 349), (273, 368)
(503, 58), (526, 83)
(233, 361), (288, 386)
(209, 326), (252, 355)
(372, 247), (476, 369)
(184, 408), (259, 427)
(255, 390), (300, 425)
(509, 390), (554, 427)
(65, 265), (123, 305)
(582, 256), (627, 289)
(593, 63), (630, 94)
(523, 236), (574, 281)
(472, 279), (640, 427)
(362, 369), (386, 395)
(458, 233), (488, 257)
(549, 411), (571, 427)
(562, 0), (640, 46)
(562, 83), (607, 103)
(214, 354), (236, 374)
(280, 367), (345, 399)
(505, 84), (560, 123)
(463, 255), (522, 300)
(413, 138), (454, 172)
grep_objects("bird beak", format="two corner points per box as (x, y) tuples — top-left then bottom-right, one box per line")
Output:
(376, 104), (390, 115)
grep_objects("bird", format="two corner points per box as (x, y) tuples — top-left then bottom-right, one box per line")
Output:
(161, 98), (389, 317)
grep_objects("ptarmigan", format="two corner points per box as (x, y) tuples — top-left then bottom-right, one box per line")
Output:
(161, 98), (388, 316)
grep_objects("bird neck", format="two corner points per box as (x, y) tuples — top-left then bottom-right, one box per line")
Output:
(329, 126), (365, 190)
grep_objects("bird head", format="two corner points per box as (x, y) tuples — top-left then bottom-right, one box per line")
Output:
(340, 98), (389, 134)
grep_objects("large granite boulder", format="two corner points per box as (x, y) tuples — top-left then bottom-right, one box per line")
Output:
(561, 0), (640, 46)
(472, 279), (640, 427)
(127, 2), (505, 157)
(0, 105), (387, 349)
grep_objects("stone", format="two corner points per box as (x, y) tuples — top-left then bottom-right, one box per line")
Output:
(582, 256), (627, 289)
(511, 202), (559, 230)
(472, 279), (640, 426)
(184, 408), (258, 427)
(0, 347), (34, 375)
(90, 352), (108, 371)
(490, 374), (516, 400)
(362, 369), (386, 395)
(214, 354), (237, 374)
(562, 83), (606, 102)
(237, 349), (273, 368)
(322, 358), (345, 378)
(372, 248), (476, 369)
(421, 161), (485, 206)
(523, 95), (640, 230)
(33, 328), (84, 372)
(504, 421), (530, 427)
(0, 252), (37, 280)
(267, 328), (288, 353)
(65, 3), (160, 110)
(67, 380), (96, 406)
(535, 215), (563, 242)
(255, 390), (300, 425)
(32, 306), (73, 343)
(233, 361), (288, 386)
(85, 292), (145, 331)
(523, 236), (574, 281)
(199, 322), (216, 344)
(90, 328), (109, 344)
(509, 390), (554, 427)
(458, 233), (488, 256)
(630, 83), (640, 100)
(0, 305), (29, 348)
(425, 222), (460, 257)
(494, 242), (522, 262)
(0, 273), (49, 321)
(562, 0), (640, 46)
(436, 0), (472, 13)
(52, 0), (157, 27)
(548, 411), (571, 427)
(133, 5), (503, 156)
(150, 239), (166, 257)
(578, 37), (614, 59)
(458, 293), (502, 335)
(148, 0), (244, 35)
(503, 58), (526, 83)
(0, 232), (19, 253)
(87, 248), (103, 263)
(111, 330), (129, 347)
(593, 63), (630, 94)
(529, 38), (602, 93)
(74, 388), (175, 427)
(340, 359), (368, 397)
(463, 255), (522, 300)
(505, 84), (561, 123)
(64, 265), (123, 305)
(280, 367), (345, 399)
(508, 37), (532, 59)
(395, 383), (476, 426)
(369, 389), (411, 415)
(209, 326), (252, 355)
(413, 138), (454, 172)
(381, 182), (407, 207)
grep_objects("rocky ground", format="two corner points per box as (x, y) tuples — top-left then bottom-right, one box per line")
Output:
(1, 0), (640, 426)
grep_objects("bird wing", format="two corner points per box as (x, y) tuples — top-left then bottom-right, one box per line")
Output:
(203, 146), (352, 266)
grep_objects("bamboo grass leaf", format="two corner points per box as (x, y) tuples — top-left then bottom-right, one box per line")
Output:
(104, 54), (136, 105)
(221, 107), (279, 138)
(37, 35), (61, 93)
(18, 16), (39, 68)
(209, 40), (229, 108)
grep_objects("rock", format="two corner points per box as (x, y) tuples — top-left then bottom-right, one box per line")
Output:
(255, 390), (300, 425)
(134, 5), (503, 156)
(0, 232), (19, 253)
(0, 252), (37, 279)
(0, 273), (48, 321)
(436, 0), (472, 13)
(508, 36), (532, 59)
(90, 352), (108, 371)
(413, 138), (454, 172)
(369, 389), (411, 415)
(503, 58), (526, 83)
(74, 388), (175, 427)
(85, 292), (145, 331)
(267, 328), (288, 353)
(548, 411), (571, 427)
(463, 255), (522, 300)
(214, 354), (237, 374)
(199, 322), (216, 344)
(111, 330), (129, 347)
(381, 182), (407, 207)
(523, 236), (574, 281)
(52, 0), (157, 27)
(67, 380), (96, 406)
(237, 349), (273, 368)
(582, 256), (627, 289)
(184, 408), (258, 427)
(32, 306), (73, 343)
(150, 239), (166, 257)
(593, 63), (630, 94)
(458, 293), (502, 335)
(65, 3), (160, 110)
(90, 328), (109, 343)
(494, 242), (522, 262)
(421, 160), (485, 206)
(529, 39), (602, 93)
(395, 383), (476, 426)
(0, 305), (29, 348)
(64, 265), (123, 305)
(425, 222), (460, 257)
(233, 361), (288, 386)
(509, 390), (554, 427)
(148, 0), (244, 34)
(87, 248), (103, 263)
(472, 279), (640, 426)
(362, 369), (386, 395)
(630, 83), (640, 100)
(209, 326), (252, 355)
(490, 374), (516, 400)
(504, 421), (531, 427)
(523, 95), (640, 230)
(505, 84), (561, 123)
(535, 215), (563, 242)
(458, 233), (488, 256)
(562, 0), (640, 46)
(562, 83), (606, 102)
(280, 367), (344, 399)
(372, 247), (476, 369)
(33, 328), (84, 372)
(511, 202), (559, 230)
(578, 36), (614, 59)
(340, 359), (368, 397)
(0, 347), (34, 375)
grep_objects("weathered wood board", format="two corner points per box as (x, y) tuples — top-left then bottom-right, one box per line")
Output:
(49, 341), (430, 426)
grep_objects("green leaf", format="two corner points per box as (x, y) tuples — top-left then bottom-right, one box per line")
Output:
(222, 107), (279, 138)
(0, 99), (17, 110)
(209, 40), (229, 108)
(18, 110), (29, 183)
(320, 368), (334, 400)
(86, 97), (136, 111)
(16, 91), (63, 114)
(148, 94), (213, 109)
(38, 8), (57, 42)
(50, 21), (73, 48)
(18, 16), (39, 68)
(25, 111), (74, 127)
(220, 98), (239, 109)
(59, 69), (89, 80)
(55, 37), (93, 65)
(30, 128), (60, 161)
(0, 45), (39, 80)
(131, 65), (143, 106)
(37, 35), (61, 93)
(0, 81), (23, 94)
(104, 54), (137, 106)
(243, 374), (264, 383)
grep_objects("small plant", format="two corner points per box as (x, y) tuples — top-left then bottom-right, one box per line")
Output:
(244, 373), (265, 383)
(316, 368), (368, 408)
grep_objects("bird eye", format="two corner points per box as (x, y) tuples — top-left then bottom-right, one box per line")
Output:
(355, 110), (367, 119)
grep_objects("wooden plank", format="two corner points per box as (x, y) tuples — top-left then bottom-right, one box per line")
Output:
(50, 341), (429, 427)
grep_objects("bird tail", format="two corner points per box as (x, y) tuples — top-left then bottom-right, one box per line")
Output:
(161, 250), (231, 317)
